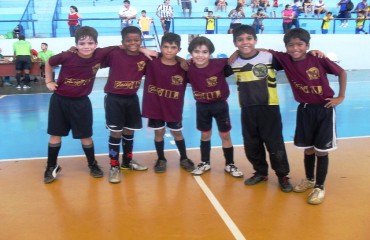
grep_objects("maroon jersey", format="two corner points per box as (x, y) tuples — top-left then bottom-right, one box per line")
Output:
(49, 46), (116, 98)
(102, 48), (148, 95)
(187, 58), (230, 103)
(142, 57), (187, 122)
(270, 50), (344, 104)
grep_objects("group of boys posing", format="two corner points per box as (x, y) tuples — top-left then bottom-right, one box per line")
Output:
(43, 24), (346, 205)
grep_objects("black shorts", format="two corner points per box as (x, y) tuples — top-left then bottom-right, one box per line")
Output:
(181, 2), (192, 9)
(148, 119), (182, 131)
(104, 93), (142, 132)
(196, 101), (231, 132)
(294, 103), (337, 151)
(47, 93), (93, 139)
(15, 55), (32, 70)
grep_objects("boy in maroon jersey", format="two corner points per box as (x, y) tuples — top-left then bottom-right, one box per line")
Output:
(269, 28), (347, 204)
(102, 26), (152, 184)
(186, 36), (243, 178)
(142, 33), (195, 173)
(43, 26), (117, 183)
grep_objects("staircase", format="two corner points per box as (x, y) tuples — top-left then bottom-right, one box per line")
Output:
(33, 0), (57, 37)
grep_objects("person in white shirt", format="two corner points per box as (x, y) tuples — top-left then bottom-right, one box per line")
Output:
(118, 0), (137, 29)
(314, 0), (327, 18)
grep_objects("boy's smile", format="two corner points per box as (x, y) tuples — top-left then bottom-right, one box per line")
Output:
(191, 45), (210, 68)
(234, 33), (258, 58)
(160, 42), (180, 64)
(286, 38), (309, 61)
(76, 37), (97, 58)
(122, 33), (142, 55)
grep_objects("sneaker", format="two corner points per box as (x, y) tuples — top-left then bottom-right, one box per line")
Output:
(307, 187), (325, 205)
(339, 23), (344, 27)
(3, 82), (12, 86)
(191, 162), (211, 176)
(244, 173), (268, 185)
(88, 162), (104, 178)
(44, 165), (62, 184)
(180, 158), (195, 172)
(121, 160), (148, 171)
(293, 178), (315, 193)
(16, 85), (21, 89)
(224, 164), (243, 178)
(278, 176), (293, 193)
(154, 159), (167, 173)
(23, 85), (31, 89)
(109, 166), (121, 184)
(344, 23), (348, 28)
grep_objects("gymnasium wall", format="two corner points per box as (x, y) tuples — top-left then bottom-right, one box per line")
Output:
(0, 34), (367, 77)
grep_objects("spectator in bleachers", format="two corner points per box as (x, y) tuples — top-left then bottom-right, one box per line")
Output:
(271, 0), (279, 18)
(337, 0), (351, 28)
(238, 0), (246, 7)
(354, 0), (368, 13)
(282, 4), (294, 33)
(303, 0), (315, 17)
(251, 0), (260, 13)
(68, 6), (81, 37)
(292, 0), (303, 28)
(204, 10), (219, 34)
(138, 10), (153, 35)
(215, 0), (228, 12)
(321, 11), (334, 34)
(156, 0), (174, 34)
(118, 0), (137, 29)
(228, 3), (245, 33)
(259, 0), (270, 12)
(314, 0), (327, 18)
(251, 8), (269, 33)
(355, 10), (368, 33)
(178, 0), (197, 17)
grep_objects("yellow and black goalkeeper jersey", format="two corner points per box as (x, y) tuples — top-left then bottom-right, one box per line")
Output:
(230, 51), (279, 107)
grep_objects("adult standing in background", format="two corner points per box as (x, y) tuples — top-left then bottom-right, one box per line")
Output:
(156, 0), (174, 33)
(118, 0), (137, 29)
(68, 6), (81, 37)
(178, 0), (197, 17)
(13, 35), (32, 89)
(227, 3), (245, 34)
(282, 4), (294, 33)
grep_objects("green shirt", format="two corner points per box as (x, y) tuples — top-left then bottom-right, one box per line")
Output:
(13, 40), (32, 56)
(38, 50), (54, 64)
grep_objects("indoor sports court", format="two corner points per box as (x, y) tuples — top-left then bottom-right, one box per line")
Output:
(0, 70), (369, 239)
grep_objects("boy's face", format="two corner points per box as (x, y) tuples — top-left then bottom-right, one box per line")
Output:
(285, 38), (309, 61)
(141, 12), (146, 17)
(76, 36), (98, 58)
(122, 33), (142, 55)
(160, 42), (180, 61)
(234, 33), (257, 58)
(208, 12), (213, 17)
(191, 45), (210, 68)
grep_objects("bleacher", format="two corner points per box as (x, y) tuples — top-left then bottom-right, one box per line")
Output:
(0, 0), (366, 38)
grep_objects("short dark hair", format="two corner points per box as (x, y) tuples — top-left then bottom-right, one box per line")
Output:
(124, 0), (130, 4)
(121, 26), (142, 41)
(232, 25), (257, 42)
(188, 36), (215, 54)
(208, 10), (213, 14)
(18, 35), (25, 40)
(141, 10), (146, 13)
(161, 32), (181, 48)
(283, 28), (310, 45)
(74, 26), (98, 44)
(41, 42), (48, 46)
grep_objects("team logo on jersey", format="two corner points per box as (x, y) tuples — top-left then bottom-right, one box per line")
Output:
(207, 76), (217, 87)
(306, 67), (320, 80)
(171, 75), (184, 85)
(137, 61), (146, 71)
(92, 63), (100, 75)
(252, 63), (268, 78)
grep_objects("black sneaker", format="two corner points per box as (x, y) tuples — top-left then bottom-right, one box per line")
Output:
(88, 162), (104, 178)
(44, 165), (62, 184)
(278, 176), (293, 193)
(180, 158), (195, 172)
(244, 173), (268, 185)
(154, 159), (167, 173)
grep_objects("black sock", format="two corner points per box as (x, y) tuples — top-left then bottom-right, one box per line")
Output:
(122, 134), (134, 165)
(223, 146), (234, 165)
(109, 136), (121, 167)
(82, 143), (96, 166)
(16, 73), (21, 85)
(175, 139), (188, 160)
(304, 153), (316, 181)
(155, 140), (166, 160)
(47, 142), (61, 168)
(24, 74), (30, 84)
(315, 155), (329, 189)
(200, 140), (211, 163)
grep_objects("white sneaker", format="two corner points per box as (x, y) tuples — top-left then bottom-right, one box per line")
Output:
(307, 188), (325, 205)
(224, 164), (243, 178)
(343, 23), (348, 28)
(339, 23), (344, 27)
(293, 178), (315, 193)
(16, 85), (22, 89)
(109, 166), (121, 184)
(191, 162), (211, 176)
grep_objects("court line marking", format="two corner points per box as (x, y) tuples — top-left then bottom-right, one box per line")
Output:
(193, 176), (246, 240)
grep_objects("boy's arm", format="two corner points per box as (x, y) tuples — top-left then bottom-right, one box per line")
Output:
(325, 70), (347, 108)
(227, 50), (239, 65)
(45, 60), (58, 91)
(175, 55), (189, 71)
(139, 47), (158, 60)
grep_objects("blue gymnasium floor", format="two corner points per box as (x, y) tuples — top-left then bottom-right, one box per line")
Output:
(1, 70), (370, 160)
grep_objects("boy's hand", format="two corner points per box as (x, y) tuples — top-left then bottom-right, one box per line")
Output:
(46, 81), (58, 91)
(325, 96), (344, 108)
(67, 46), (78, 53)
(309, 50), (326, 58)
(228, 50), (239, 65)
(140, 48), (158, 60)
